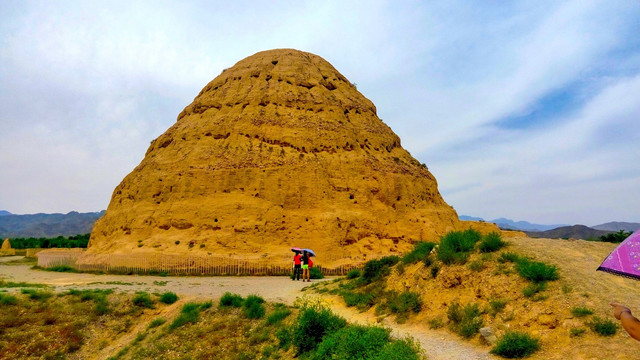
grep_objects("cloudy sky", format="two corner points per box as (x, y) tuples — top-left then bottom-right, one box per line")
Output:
(1, 0), (638, 226)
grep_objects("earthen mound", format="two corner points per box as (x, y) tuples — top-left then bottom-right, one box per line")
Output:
(89, 49), (462, 260)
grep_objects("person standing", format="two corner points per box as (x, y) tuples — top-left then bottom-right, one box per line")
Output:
(292, 252), (302, 281)
(301, 250), (310, 282)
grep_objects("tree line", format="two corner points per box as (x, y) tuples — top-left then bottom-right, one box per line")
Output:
(8, 234), (90, 249)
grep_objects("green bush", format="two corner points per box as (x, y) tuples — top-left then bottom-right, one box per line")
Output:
(589, 317), (617, 336)
(310, 267), (324, 279)
(372, 338), (421, 360)
(388, 292), (422, 314)
(489, 298), (508, 316)
(243, 295), (266, 319)
(346, 269), (361, 279)
(147, 318), (166, 329)
(571, 306), (594, 317)
(292, 306), (347, 355)
(516, 259), (558, 283)
(498, 252), (525, 263)
(170, 302), (201, 329)
(313, 325), (391, 360)
(342, 291), (375, 309)
(47, 265), (77, 272)
(132, 292), (155, 309)
(468, 260), (484, 272)
(491, 331), (540, 358)
(428, 317), (444, 329)
(267, 306), (292, 325)
(20, 288), (53, 301)
(159, 292), (178, 305)
(437, 229), (481, 264)
(447, 302), (483, 338)
(598, 230), (631, 243)
(361, 256), (400, 283)
(0, 293), (18, 305)
(402, 242), (437, 264)
(522, 282), (547, 298)
(219, 292), (244, 308)
(276, 326), (293, 349)
(478, 232), (507, 253)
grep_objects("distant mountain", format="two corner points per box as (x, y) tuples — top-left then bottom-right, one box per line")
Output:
(525, 225), (612, 240)
(0, 210), (11, 216)
(0, 211), (105, 238)
(459, 215), (568, 232)
(592, 222), (640, 232)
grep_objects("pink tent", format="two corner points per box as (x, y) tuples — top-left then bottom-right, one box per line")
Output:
(598, 230), (640, 280)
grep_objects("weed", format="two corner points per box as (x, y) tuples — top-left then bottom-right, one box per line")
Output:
(170, 302), (201, 329)
(478, 232), (507, 253)
(147, 318), (166, 329)
(0, 293), (18, 305)
(428, 317), (444, 329)
(362, 256), (400, 283)
(489, 298), (508, 316)
(219, 292), (244, 308)
(132, 292), (154, 309)
(313, 325), (391, 359)
(342, 291), (375, 309)
(516, 259), (558, 283)
(498, 252), (524, 263)
(468, 260), (485, 272)
(346, 269), (361, 279)
(292, 306), (347, 354)
(0, 280), (48, 288)
(571, 306), (594, 318)
(523, 282), (547, 298)
(267, 307), (292, 325)
(159, 292), (178, 304)
(570, 327), (586, 337)
(437, 229), (481, 264)
(491, 331), (540, 358)
(243, 295), (266, 319)
(402, 242), (437, 264)
(447, 302), (483, 338)
(277, 326), (293, 349)
(588, 317), (617, 336)
(21, 288), (53, 301)
(388, 291), (422, 314)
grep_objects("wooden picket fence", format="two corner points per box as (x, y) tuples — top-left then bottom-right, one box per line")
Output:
(37, 250), (377, 276)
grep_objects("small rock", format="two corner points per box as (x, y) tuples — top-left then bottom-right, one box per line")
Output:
(480, 327), (498, 345)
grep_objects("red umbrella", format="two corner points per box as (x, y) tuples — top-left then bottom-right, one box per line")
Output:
(597, 230), (640, 280)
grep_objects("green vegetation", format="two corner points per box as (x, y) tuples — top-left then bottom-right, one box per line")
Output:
(20, 288), (53, 301)
(447, 302), (483, 338)
(489, 298), (509, 316)
(9, 234), (90, 249)
(362, 256), (400, 283)
(478, 232), (507, 253)
(243, 294), (266, 319)
(169, 302), (204, 330)
(571, 306), (594, 317)
(346, 268), (361, 279)
(491, 331), (540, 358)
(159, 291), (178, 304)
(132, 292), (154, 309)
(266, 304), (292, 325)
(310, 266), (324, 279)
(570, 327), (586, 337)
(388, 291), (422, 314)
(437, 229), (481, 264)
(402, 241), (437, 264)
(588, 317), (617, 336)
(219, 291), (244, 308)
(522, 282), (547, 298)
(46, 265), (78, 272)
(515, 259), (559, 283)
(0, 292), (18, 305)
(597, 230), (632, 243)
(292, 305), (348, 354)
(0, 280), (48, 288)
(147, 318), (166, 329)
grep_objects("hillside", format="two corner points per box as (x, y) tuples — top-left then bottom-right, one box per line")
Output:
(0, 211), (104, 238)
(525, 225), (611, 240)
(592, 222), (640, 232)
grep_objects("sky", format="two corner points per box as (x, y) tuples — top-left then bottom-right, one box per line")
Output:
(1, 0), (639, 226)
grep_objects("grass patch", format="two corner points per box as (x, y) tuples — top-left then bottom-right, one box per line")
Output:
(478, 232), (507, 253)
(219, 292), (244, 308)
(159, 291), (178, 304)
(428, 317), (444, 329)
(498, 252), (525, 263)
(468, 260), (485, 272)
(0, 292), (18, 305)
(169, 302), (201, 329)
(588, 317), (617, 336)
(342, 291), (375, 309)
(516, 259), (559, 283)
(20, 288), (53, 301)
(0, 280), (48, 288)
(346, 269), (361, 279)
(491, 331), (540, 358)
(361, 256), (400, 284)
(147, 318), (166, 329)
(489, 298), (508, 316)
(266, 306), (292, 325)
(243, 295), (266, 319)
(447, 302), (483, 338)
(570, 327), (586, 337)
(292, 305), (347, 355)
(402, 242), (437, 264)
(132, 292), (154, 309)
(388, 291), (422, 314)
(571, 306), (594, 318)
(437, 229), (481, 265)
(47, 265), (78, 272)
(313, 325), (391, 359)
(522, 282), (547, 298)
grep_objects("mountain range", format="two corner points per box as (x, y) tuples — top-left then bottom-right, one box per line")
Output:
(0, 210), (105, 238)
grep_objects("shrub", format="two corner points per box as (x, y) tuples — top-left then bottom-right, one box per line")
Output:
(437, 229), (481, 265)
(388, 292), (422, 314)
(468, 260), (484, 272)
(478, 232), (507, 253)
(489, 298), (508, 316)
(313, 325), (391, 360)
(309, 267), (324, 279)
(428, 317), (444, 329)
(516, 260), (558, 283)
(267, 307), (292, 325)
(372, 338), (422, 360)
(346, 269), (361, 279)
(277, 326), (293, 349)
(342, 291), (375, 309)
(20, 288), (53, 301)
(132, 292), (155, 309)
(159, 292), (178, 305)
(402, 242), (437, 264)
(522, 282), (547, 298)
(589, 317), (617, 336)
(170, 302), (200, 329)
(491, 331), (540, 358)
(447, 302), (483, 338)
(361, 256), (399, 283)
(243, 295), (266, 319)
(219, 292), (244, 308)
(292, 306), (347, 354)
(0, 293), (18, 305)
(147, 318), (166, 329)
(498, 252), (524, 263)
(570, 327), (586, 337)
(47, 265), (77, 272)
(571, 306), (594, 318)
(598, 230), (631, 243)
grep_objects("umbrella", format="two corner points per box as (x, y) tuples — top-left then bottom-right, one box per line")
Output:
(597, 229), (640, 280)
(303, 248), (316, 257)
(291, 247), (303, 253)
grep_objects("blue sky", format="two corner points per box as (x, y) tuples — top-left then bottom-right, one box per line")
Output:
(1, 0), (639, 225)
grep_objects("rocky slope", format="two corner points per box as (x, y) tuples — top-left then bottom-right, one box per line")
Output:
(88, 49), (472, 261)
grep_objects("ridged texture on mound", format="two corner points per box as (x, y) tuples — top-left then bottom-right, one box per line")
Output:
(89, 49), (460, 258)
